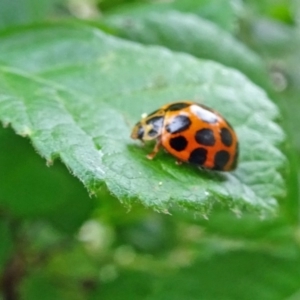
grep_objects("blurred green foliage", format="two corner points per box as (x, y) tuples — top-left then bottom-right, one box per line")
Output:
(0, 0), (300, 299)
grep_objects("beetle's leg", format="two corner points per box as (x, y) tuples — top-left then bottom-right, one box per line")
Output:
(147, 139), (161, 160)
(175, 159), (183, 165)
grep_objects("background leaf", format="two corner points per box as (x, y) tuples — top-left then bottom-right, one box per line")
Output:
(238, 4), (300, 223)
(88, 247), (300, 300)
(0, 127), (95, 233)
(106, 0), (241, 33)
(149, 250), (300, 300)
(0, 0), (62, 29)
(102, 10), (270, 89)
(0, 23), (285, 216)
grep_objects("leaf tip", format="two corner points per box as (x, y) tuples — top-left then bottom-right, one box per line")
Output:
(2, 121), (10, 128)
(46, 159), (54, 167)
(161, 209), (171, 215)
(231, 207), (242, 218)
(20, 126), (32, 137)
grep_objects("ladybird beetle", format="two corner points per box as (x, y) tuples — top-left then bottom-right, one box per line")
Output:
(130, 101), (239, 171)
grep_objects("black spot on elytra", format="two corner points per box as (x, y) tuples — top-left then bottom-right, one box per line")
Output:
(220, 128), (233, 147)
(167, 103), (190, 111)
(169, 136), (188, 151)
(195, 128), (215, 146)
(188, 148), (207, 165)
(165, 115), (191, 134)
(213, 150), (230, 170)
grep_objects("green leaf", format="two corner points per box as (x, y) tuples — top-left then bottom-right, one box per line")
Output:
(21, 272), (68, 300)
(20, 243), (98, 300)
(90, 270), (154, 300)
(0, 0), (61, 29)
(243, 18), (297, 57)
(106, 0), (241, 33)
(116, 213), (177, 253)
(244, 0), (293, 23)
(89, 250), (300, 300)
(102, 11), (270, 89)
(150, 250), (300, 300)
(0, 24), (285, 216)
(239, 13), (300, 222)
(0, 127), (95, 233)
